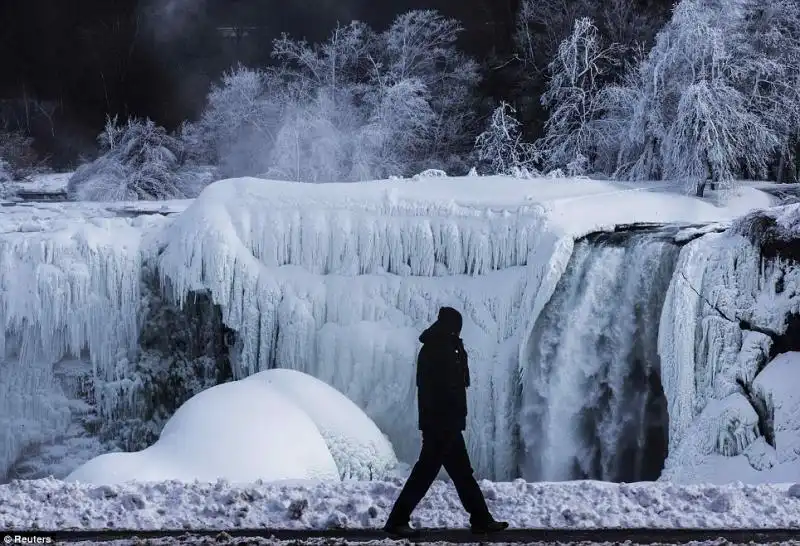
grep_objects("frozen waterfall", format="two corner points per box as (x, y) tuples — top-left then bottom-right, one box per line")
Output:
(0, 178), (781, 483)
(520, 229), (678, 482)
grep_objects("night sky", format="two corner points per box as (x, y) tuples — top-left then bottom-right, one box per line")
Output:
(0, 0), (519, 162)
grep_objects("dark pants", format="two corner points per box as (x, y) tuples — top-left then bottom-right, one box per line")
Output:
(386, 430), (491, 525)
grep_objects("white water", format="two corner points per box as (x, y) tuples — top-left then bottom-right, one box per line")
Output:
(520, 233), (678, 482)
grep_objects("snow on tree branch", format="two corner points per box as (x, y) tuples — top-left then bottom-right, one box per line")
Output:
(67, 116), (189, 201)
(474, 102), (537, 175)
(537, 17), (622, 175)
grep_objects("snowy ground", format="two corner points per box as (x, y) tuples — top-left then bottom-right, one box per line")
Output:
(2, 478), (800, 530)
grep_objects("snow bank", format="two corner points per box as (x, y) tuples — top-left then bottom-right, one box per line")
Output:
(3, 477), (800, 530)
(66, 371), (341, 484)
(157, 175), (770, 478)
(660, 204), (800, 483)
(257, 369), (397, 480)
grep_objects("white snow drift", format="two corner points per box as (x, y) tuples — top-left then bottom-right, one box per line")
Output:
(2, 477), (800, 530)
(66, 369), (396, 484)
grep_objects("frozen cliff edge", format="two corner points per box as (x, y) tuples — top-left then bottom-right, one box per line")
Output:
(0, 201), (190, 480)
(156, 176), (770, 478)
(660, 203), (800, 484)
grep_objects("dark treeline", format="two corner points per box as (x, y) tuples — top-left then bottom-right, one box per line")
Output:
(1, 0), (799, 197)
(0, 0), (665, 167)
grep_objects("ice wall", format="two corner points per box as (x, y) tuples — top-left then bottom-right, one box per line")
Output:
(157, 178), (577, 478)
(659, 204), (800, 483)
(2, 175), (773, 481)
(0, 203), (174, 477)
(520, 230), (676, 482)
(157, 176), (764, 479)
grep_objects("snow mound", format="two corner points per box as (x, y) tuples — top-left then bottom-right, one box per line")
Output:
(66, 372), (340, 484)
(156, 175), (772, 478)
(255, 369), (397, 480)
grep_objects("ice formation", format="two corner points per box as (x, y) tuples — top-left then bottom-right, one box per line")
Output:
(0, 174), (784, 483)
(156, 176), (768, 479)
(0, 202), (176, 477)
(66, 370), (341, 484)
(660, 204), (800, 483)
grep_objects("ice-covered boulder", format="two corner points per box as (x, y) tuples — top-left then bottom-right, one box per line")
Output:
(67, 372), (340, 484)
(255, 368), (398, 480)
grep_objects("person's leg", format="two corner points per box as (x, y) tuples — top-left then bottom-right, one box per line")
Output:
(441, 433), (493, 526)
(385, 432), (447, 526)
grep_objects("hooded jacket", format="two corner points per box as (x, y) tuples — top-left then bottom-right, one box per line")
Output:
(416, 307), (470, 432)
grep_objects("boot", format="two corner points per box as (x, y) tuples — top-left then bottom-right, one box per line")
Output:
(470, 518), (509, 534)
(383, 521), (421, 538)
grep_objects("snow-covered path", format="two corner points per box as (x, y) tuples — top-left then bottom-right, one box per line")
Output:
(2, 478), (800, 531)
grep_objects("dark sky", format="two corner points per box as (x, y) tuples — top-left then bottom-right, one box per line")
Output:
(0, 0), (518, 163)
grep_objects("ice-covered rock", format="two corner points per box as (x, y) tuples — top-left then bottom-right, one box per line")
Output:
(753, 352), (800, 465)
(661, 204), (800, 483)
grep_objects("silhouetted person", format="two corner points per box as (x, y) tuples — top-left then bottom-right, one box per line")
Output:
(383, 307), (509, 538)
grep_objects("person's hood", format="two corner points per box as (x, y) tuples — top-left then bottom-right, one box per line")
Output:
(419, 307), (462, 343)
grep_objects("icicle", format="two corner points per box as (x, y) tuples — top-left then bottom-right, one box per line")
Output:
(0, 213), (166, 476)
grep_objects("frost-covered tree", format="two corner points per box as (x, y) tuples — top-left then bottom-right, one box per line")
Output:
(352, 78), (436, 180)
(663, 80), (777, 195)
(0, 129), (41, 179)
(538, 17), (621, 172)
(68, 116), (188, 201)
(272, 21), (374, 100)
(730, 0), (800, 182)
(0, 159), (11, 184)
(380, 10), (480, 171)
(181, 65), (284, 177)
(474, 102), (536, 174)
(0, 158), (13, 199)
(269, 88), (355, 183)
(604, 0), (787, 194)
(512, 0), (670, 146)
(186, 10), (479, 182)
